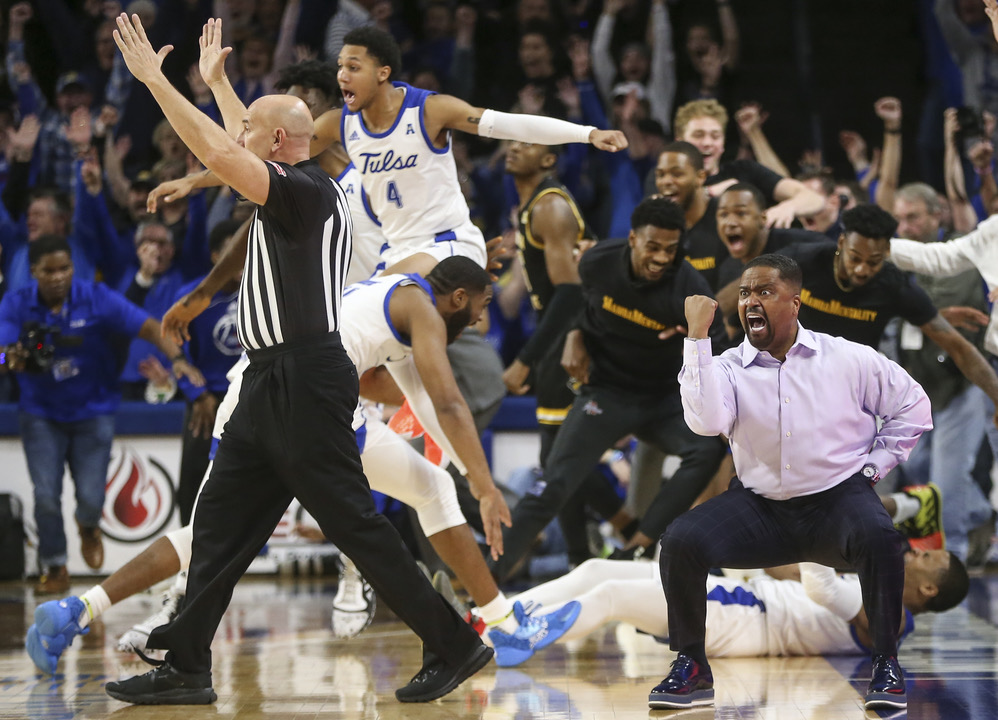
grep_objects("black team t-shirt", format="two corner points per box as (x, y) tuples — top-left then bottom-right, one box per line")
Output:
(777, 241), (938, 348)
(683, 196), (728, 292)
(578, 238), (727, 396)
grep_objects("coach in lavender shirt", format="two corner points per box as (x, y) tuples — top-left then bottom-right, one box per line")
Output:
(648, 254), (934, 713)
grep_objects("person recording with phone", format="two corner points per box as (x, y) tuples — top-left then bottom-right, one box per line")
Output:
(0, 235), (203, 595)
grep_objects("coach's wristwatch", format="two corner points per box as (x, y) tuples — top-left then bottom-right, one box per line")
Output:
(861, 463), (881, 485)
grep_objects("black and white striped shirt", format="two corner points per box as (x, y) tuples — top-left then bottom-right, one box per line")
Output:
(237, 160), (353, 350)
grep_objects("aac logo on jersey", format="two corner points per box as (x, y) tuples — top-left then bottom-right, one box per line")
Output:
(406, 123), (415, 135)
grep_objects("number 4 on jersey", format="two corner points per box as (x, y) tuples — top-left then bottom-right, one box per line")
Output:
(387, 181), (403, 209)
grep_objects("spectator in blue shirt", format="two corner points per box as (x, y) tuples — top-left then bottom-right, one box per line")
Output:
(0, 235), (202, 595)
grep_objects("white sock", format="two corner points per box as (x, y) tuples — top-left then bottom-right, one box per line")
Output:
(78, 586), (112, 629)
(890, 492), (921, 524)
(478, 593), (518, 634)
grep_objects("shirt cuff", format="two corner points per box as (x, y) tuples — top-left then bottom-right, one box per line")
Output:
(683, 337), (713, 366)
(866, 448), (896, 476)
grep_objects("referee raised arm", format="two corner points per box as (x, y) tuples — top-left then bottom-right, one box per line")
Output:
(106, 13), (490, 706)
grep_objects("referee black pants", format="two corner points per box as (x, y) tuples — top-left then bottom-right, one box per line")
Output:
(491, 384), (725, 581)
(148, 334), (480, 673)
(660, 474), (906, 658)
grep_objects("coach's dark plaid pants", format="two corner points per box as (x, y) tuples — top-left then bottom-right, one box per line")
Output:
(660, 473), (906, 658)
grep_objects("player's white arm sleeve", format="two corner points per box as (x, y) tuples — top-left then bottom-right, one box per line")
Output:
(477, 109), (596, 146)
(386, 356), (468, 476)
(799, 563), (864, 621)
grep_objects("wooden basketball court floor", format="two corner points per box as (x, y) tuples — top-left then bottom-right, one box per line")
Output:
(1, 570), (997, 720)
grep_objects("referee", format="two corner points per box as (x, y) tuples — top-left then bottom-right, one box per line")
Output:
(107, 14), (489, 705)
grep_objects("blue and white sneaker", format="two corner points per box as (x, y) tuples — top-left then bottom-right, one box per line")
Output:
(25, 596), (88, 674)
(488, 600), (581, 667)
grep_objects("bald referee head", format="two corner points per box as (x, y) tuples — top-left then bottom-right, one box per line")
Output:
(238, 95), (314, 164)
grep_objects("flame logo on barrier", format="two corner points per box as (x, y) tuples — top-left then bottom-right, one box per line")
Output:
(101, 444), (176, 543)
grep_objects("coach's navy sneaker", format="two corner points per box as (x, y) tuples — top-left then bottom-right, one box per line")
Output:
(395, 643), (494, 702)
(648, 654), (714, 708)
(26, 596), (88, 674)
(865, 654), (907, 709)
(105, 663), (216, 705)
(488, 600), (581, 667)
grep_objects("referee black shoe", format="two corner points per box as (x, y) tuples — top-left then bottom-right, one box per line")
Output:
(105, 663), (217, 705)
(395, 643), (493, 703)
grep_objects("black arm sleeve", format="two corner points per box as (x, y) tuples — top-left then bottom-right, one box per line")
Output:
(517, 283), (584, 366)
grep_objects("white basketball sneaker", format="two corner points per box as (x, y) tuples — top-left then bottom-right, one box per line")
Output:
(117, 572), (186, 653)
(331, 555), (376, 638)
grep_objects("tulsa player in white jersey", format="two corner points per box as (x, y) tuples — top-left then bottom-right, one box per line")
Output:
(26, 258), (582, 674)
(498, 549), (967, 664)
(307, 25), (627, 277)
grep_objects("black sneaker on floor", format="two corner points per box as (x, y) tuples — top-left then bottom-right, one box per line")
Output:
(395, 643), (493, 703)
(105, 663), (217, 705)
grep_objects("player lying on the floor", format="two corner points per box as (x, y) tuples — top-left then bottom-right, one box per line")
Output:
(25, 259), (581, 675)
(500, 549), (967, 659)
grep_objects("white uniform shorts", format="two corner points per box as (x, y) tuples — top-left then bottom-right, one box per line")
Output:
(378, 218), (487, 270)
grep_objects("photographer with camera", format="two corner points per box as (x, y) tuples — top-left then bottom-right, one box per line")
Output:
(0, 235), (203, 594)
